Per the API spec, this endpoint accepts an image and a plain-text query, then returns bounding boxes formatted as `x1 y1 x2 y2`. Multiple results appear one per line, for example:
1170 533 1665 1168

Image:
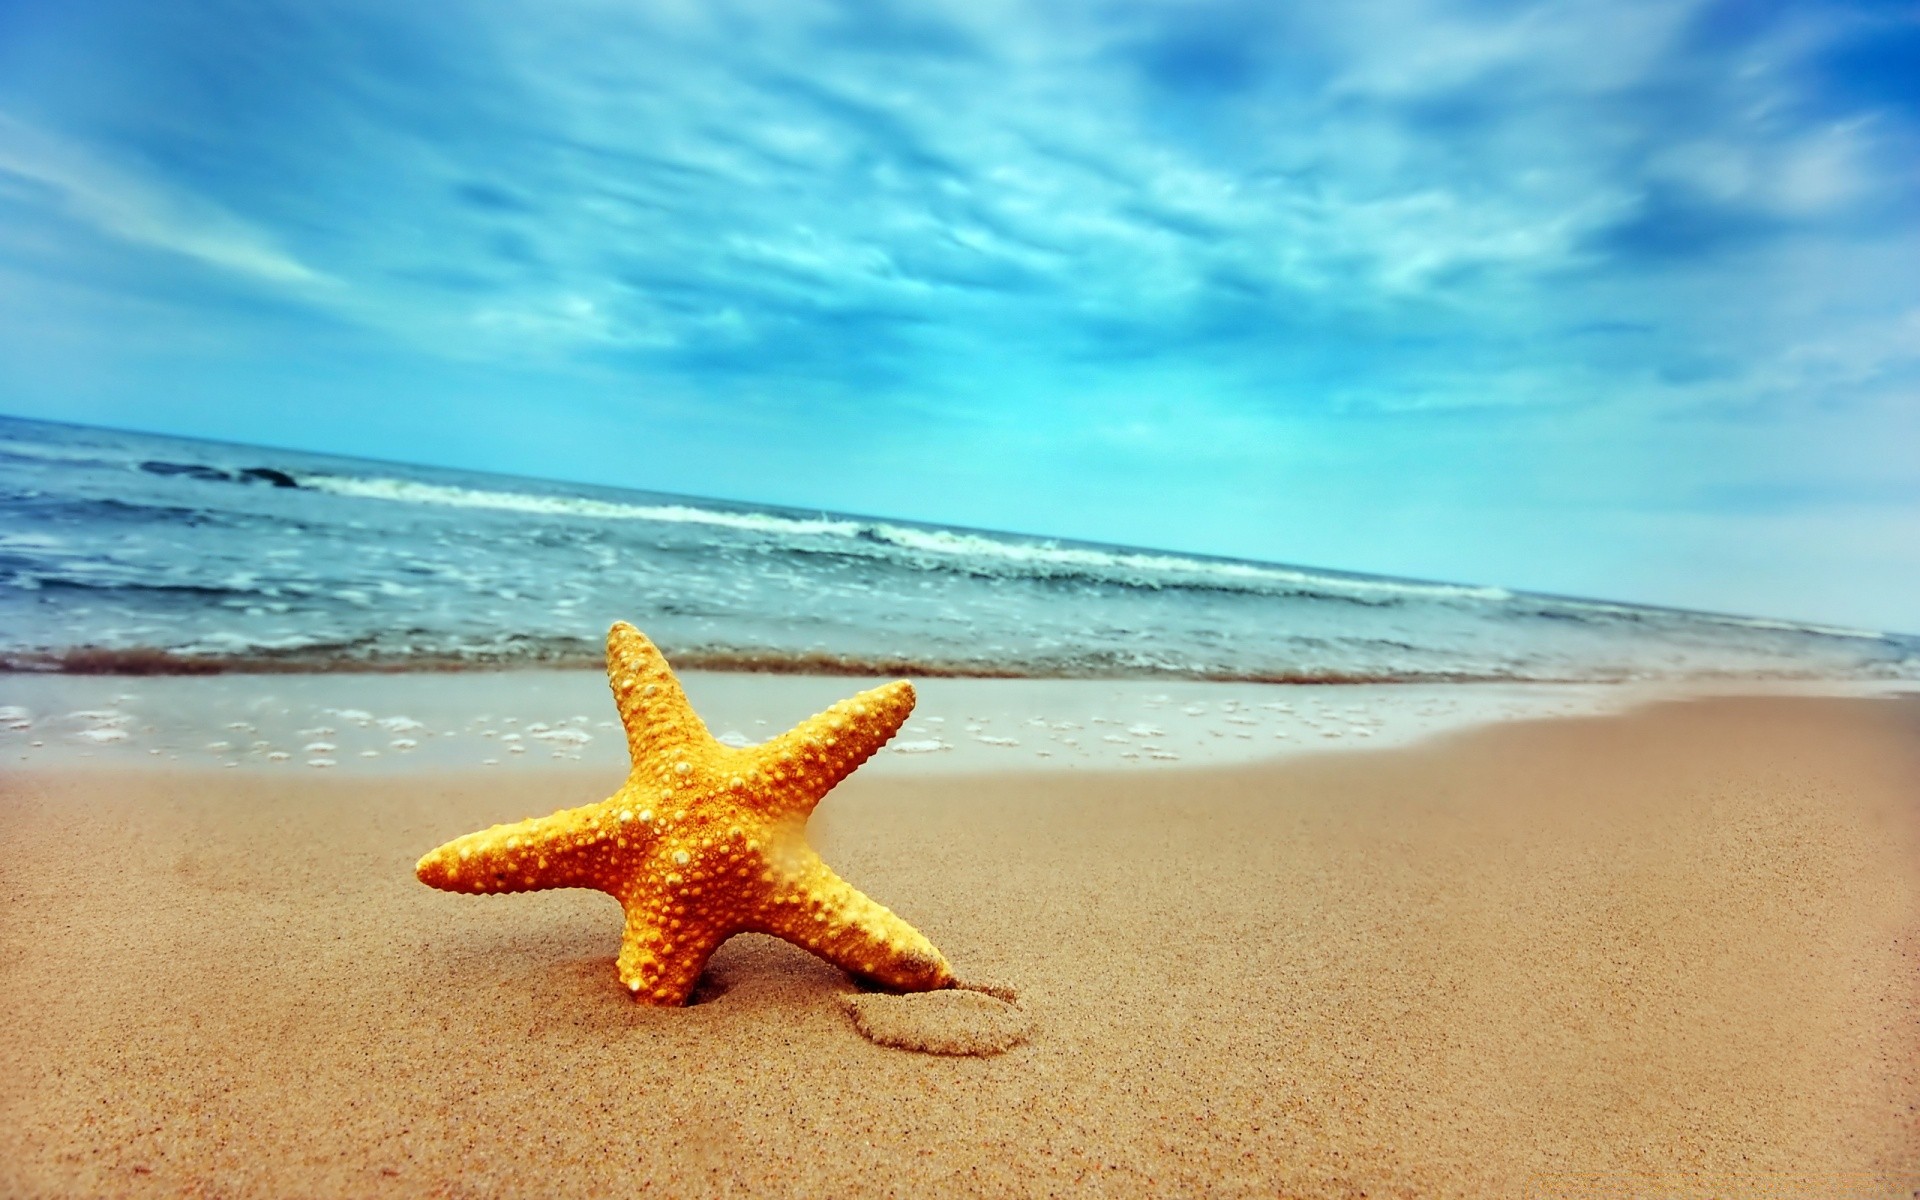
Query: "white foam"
1699 612 1885 640
1532 596 1885 642
869 523 1509 603
891 738 951 754
0 438 120 466
0 531 65 550
294 472 1506 604
300 474 865 538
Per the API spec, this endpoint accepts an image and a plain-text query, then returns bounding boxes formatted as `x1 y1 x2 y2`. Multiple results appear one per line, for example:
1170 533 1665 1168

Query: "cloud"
7 0 1905 410
0 112 327 286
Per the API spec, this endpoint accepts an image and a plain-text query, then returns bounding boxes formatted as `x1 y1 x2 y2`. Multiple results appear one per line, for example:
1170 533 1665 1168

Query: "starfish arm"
748 681 915 819
750 854 954 993
415 801 651 895
616 906 732 1005
606 622 715 765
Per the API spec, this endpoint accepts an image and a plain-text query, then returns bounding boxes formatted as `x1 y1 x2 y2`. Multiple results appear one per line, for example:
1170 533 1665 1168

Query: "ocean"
1 414 1913 684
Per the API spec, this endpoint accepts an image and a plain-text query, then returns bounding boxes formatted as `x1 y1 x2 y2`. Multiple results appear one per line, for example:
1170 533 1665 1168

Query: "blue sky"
1 0 1917 631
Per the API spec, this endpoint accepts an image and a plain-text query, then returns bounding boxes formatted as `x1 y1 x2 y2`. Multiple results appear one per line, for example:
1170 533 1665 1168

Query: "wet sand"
3 692 1917 1197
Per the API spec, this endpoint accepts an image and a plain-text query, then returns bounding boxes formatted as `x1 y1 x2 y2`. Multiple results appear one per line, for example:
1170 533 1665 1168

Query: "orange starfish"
416 622 955 1005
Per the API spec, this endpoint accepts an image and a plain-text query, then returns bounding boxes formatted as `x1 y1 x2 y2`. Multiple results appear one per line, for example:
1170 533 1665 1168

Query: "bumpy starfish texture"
416 622 955 1005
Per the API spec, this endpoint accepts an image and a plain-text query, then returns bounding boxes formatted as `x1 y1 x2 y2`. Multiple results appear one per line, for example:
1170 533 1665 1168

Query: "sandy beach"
3 689 1917 1197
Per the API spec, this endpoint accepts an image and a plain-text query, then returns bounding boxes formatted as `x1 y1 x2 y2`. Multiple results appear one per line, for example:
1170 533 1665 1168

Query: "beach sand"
3 691 1916 1197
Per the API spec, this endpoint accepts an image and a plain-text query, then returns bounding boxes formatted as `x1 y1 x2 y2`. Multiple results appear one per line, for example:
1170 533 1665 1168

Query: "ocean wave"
299 474 868 537
859 523 1511 602
1518 595 1886 642
0 638 1530 684
22 575 260 598
296 471 1512 605
1690 611 1885 641
0 532 68 551
0 437 128 468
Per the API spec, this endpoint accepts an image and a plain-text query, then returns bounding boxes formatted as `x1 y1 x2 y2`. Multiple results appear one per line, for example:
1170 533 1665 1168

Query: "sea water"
2 415 1914 683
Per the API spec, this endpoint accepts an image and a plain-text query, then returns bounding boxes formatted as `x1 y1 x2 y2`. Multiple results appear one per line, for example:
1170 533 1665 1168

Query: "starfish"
416 622 955 1005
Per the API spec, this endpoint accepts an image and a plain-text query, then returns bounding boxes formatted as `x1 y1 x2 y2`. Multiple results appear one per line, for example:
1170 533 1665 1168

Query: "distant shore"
4 690 1916 1197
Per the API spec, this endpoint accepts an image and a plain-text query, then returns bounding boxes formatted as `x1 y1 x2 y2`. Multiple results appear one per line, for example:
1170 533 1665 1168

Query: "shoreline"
4 692 1917 1196
4 668 1913 778
6 644 1615 683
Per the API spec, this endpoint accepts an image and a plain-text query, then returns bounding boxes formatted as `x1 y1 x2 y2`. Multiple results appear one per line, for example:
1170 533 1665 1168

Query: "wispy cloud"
0 113 328 286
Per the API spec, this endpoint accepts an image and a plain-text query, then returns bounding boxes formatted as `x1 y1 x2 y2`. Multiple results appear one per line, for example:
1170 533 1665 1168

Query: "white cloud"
0 112 328 287
1322 0 1704 99
1769 118 1874 215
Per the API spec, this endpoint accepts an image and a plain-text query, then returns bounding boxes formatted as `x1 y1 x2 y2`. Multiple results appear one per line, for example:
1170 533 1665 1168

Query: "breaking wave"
0 640 1537 684
297 471 1511 604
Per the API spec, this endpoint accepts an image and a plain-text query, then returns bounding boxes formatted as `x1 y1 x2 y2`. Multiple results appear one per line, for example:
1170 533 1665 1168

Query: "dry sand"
3 693 1917 1197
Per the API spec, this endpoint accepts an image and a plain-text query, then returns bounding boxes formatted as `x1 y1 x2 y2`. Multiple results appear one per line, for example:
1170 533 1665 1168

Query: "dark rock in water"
138 460 231 483
137 461 299 488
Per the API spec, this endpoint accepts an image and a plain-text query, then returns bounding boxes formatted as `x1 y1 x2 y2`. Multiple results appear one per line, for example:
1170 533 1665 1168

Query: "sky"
0 0 1917 632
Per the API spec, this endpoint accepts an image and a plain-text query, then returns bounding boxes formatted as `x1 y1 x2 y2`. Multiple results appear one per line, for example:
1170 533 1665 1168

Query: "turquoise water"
2 415 1913 682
